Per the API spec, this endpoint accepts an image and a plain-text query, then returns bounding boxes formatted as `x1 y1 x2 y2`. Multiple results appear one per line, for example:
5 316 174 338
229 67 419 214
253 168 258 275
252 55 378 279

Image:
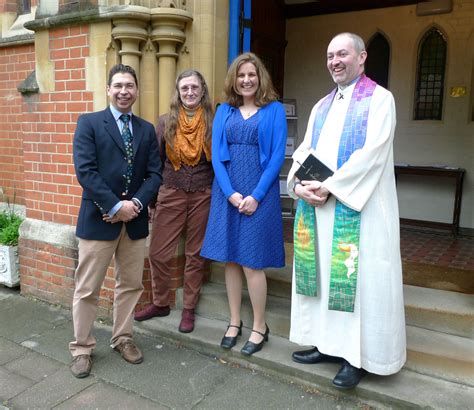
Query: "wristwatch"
131 198 143 211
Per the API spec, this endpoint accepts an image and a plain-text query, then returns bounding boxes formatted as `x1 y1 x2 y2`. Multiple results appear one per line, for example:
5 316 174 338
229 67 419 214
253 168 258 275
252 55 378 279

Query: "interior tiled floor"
283 220 474 271
400 227 474 270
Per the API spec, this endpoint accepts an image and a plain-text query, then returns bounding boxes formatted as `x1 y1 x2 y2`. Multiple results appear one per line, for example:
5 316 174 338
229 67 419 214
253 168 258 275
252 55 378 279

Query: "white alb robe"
287 82 406 375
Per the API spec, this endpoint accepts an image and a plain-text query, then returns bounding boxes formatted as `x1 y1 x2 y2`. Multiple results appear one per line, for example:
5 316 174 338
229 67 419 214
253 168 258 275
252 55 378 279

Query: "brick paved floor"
400 227 474 270
283 219 474 271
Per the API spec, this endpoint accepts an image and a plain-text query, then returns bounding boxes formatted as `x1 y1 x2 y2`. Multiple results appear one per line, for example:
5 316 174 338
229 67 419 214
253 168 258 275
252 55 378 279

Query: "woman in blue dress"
201 52 287 356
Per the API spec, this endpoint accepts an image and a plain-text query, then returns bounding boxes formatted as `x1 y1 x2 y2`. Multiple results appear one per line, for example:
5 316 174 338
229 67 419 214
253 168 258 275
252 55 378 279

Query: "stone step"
208 262 292 299
402 260 474 294
135 311 474 409
404 285 474 338
187 280 292 338
209 264 474 340
177 282 474 386
405 326 474 386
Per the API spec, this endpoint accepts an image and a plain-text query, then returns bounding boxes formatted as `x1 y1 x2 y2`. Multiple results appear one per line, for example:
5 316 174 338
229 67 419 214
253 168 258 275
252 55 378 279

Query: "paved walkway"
0 286 369 409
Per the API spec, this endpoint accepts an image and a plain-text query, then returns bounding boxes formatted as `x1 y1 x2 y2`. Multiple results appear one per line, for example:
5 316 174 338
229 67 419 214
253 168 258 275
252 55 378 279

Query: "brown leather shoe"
134 304 170 321
114 340 143 364
70 354 92 378
178 308 195 333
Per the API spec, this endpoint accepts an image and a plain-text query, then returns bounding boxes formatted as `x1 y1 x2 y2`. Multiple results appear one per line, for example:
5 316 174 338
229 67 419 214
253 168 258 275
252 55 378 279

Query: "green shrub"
0 189 23 246
0 211 23 246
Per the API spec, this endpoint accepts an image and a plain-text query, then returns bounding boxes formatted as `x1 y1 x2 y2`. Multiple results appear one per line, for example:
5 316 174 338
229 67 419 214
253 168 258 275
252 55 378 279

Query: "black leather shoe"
240 324 269 356
292 347 342 365
220 320 243 349
332 360 367 389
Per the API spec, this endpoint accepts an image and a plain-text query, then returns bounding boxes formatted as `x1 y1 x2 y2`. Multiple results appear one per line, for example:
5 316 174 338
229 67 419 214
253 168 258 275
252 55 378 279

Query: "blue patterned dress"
201 109 285 269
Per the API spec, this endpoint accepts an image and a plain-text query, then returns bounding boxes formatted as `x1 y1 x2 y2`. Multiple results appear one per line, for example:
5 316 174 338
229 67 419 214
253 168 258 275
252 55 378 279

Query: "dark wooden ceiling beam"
285 0 425 19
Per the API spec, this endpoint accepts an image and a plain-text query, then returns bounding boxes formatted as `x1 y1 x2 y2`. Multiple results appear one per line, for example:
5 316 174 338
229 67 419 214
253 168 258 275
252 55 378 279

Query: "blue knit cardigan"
211 101 287 202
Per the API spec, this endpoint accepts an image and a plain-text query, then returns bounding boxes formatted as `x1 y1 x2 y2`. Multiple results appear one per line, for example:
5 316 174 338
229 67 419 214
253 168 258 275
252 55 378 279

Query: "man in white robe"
287 32 406 389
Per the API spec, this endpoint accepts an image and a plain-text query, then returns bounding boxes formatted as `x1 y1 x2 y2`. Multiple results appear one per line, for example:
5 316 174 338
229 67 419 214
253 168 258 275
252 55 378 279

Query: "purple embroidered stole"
293 75 377 312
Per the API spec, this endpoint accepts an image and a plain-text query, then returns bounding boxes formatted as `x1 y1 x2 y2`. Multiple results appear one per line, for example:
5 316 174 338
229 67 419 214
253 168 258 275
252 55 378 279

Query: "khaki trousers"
149 186 211 309
69 225 145 357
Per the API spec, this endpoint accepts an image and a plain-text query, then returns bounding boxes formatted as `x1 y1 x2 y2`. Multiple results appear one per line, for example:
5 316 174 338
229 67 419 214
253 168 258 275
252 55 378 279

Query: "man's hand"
295 180 330 207
103 200 139 223
229 192 243 208
239 195 258 216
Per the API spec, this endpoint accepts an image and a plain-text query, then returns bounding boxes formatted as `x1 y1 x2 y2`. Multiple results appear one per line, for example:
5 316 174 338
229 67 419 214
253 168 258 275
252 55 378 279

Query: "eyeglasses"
179 85 201 93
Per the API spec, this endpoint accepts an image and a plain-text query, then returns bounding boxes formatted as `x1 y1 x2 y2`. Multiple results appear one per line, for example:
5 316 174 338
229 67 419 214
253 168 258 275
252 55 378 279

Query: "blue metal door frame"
228 0 251 65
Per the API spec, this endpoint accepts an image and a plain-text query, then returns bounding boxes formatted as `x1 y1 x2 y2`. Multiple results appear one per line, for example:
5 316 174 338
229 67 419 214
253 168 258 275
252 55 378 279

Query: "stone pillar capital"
111 17 149 115
112 18 148 58
150 7 193 58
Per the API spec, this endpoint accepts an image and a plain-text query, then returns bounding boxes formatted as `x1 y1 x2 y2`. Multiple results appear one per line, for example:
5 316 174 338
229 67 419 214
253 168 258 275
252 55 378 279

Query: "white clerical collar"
336 78 358 101
338 75 360 91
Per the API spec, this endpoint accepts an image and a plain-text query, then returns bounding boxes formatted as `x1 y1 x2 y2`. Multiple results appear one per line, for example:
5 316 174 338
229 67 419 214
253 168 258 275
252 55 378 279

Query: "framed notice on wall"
279 177 289 196
285 137 295 156
281 99 297 118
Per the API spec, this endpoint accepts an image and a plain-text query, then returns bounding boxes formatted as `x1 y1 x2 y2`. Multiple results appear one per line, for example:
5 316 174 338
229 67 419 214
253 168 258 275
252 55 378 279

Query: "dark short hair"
107 64 138 87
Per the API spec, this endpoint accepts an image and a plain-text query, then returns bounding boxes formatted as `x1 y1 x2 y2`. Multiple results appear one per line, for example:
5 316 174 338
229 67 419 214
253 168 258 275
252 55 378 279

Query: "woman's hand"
239 195 258 216
295 180 330 207
229 192 243 208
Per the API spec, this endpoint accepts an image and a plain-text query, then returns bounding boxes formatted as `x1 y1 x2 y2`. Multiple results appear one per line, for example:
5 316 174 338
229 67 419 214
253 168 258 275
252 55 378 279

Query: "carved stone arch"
365 31 391 89
414 23 449 46
413 25 448 120
412 23 449 79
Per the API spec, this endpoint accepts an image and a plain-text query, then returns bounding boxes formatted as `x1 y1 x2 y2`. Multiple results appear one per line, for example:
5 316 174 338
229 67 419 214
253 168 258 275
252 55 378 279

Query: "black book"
295 153 334 182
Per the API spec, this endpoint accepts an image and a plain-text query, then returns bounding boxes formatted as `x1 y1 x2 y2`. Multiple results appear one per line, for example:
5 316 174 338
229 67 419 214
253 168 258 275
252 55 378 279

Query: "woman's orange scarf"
166 106 211 171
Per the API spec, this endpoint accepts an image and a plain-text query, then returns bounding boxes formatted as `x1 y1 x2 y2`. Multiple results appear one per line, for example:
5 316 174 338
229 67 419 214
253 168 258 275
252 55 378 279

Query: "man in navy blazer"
69 64 162 378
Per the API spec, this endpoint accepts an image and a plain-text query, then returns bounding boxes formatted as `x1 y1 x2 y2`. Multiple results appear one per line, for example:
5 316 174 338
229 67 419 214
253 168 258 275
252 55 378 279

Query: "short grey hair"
333 32 366 53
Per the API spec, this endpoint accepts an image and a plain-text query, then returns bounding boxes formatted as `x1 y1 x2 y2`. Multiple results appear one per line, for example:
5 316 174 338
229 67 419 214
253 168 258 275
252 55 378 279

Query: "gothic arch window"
365 33 390 89
414 27 447 120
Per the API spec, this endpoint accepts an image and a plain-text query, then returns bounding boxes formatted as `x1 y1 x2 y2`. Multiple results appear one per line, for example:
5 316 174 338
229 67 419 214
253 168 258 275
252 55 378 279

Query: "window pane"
414 28 446 120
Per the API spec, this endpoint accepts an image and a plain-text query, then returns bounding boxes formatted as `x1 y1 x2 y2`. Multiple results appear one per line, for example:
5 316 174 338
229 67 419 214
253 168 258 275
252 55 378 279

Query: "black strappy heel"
220 320 243 349
240 324 269 356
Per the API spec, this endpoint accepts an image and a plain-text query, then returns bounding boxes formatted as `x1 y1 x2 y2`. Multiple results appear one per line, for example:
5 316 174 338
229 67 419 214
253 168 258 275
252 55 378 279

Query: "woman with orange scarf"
134 70 213 333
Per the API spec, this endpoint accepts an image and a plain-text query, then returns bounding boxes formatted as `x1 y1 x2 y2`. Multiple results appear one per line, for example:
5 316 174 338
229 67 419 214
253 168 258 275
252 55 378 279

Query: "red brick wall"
0 0 38 13
22 25 92 226
136 254 184 311
20 237 77 307
20 234 184 314
7 23 186 314
0 43 34 205
19 24 94 305
1 0 18 13
58 0 99 13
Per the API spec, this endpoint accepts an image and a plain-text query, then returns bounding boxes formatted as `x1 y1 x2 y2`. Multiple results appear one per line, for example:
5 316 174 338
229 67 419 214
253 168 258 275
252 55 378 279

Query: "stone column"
139 39 159 124
112 18 148 115
151 8 193 115
190 0 216 98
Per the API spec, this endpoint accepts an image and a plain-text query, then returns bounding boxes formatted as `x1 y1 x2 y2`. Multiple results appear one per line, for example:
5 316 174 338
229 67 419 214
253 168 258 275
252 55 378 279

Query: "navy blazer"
73 107 162 240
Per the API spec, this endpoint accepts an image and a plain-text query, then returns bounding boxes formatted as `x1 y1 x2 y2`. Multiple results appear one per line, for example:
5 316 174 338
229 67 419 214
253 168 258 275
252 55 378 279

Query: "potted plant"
0 192 23 287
